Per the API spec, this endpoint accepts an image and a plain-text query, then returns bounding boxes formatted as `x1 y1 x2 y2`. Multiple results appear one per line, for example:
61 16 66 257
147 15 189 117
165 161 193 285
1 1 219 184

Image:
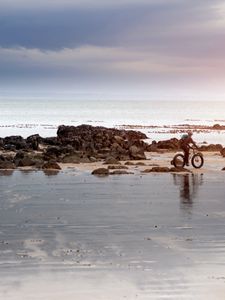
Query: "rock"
62 154 81 164
40 137 59 146
42 161 61 170
113 135 125 145
91 168 109 176
212 124 223 130
135 162 146 166
220 148 225 157
129 145 146 160
14 150 26 160
89 156 98 162
26 134 40 150
79 157 91 163
199 144 223 151
222 167 225 171
108 165 128 170
143 167 170 173
124 161 135 165
44 146 62 160
3 144 17 151
0 138 3 149
4 136 28 150
57 124 148 160
16 157 36 167
103 157 121 165
0 161 16 169
109 170 134 175
0 155 6 161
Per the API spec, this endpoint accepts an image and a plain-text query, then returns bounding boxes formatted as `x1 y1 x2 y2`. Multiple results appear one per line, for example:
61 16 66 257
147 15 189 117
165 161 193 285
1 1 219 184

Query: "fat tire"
173 154 185 168
191 153 204 169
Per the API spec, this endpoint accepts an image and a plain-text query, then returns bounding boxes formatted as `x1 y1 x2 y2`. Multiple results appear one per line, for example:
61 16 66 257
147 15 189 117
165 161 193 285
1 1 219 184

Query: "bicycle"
171 148 204 169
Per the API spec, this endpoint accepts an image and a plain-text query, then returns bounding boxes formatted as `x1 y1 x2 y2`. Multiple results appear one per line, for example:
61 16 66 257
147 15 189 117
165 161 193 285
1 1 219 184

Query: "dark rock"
0 161 16 169
91 168 109 176
44 146 62 160
108 165 128 170
199 144 223 152
124 161 135 165
212 124 223 130
220 148 225 157
129 145 146 159
135 162 146 166
3 144 17 151
40 137 59 146
103 157 121 165
89 156 98 162
17 157 36 167
113 135 125 145
26 134 40 150
62 154 80 164
0 155 6 161
4 136 27 150
57 124 148 160
79 157 91 163
14 150 25 160
147 138 180 151
42 161 61 170
143 167 170 173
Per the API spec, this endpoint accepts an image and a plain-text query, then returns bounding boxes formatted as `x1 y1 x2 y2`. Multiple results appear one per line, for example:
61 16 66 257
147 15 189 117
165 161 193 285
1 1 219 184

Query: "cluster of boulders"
146 138 224 153
56 124 148 161
0 124 149 169
0 124 225 170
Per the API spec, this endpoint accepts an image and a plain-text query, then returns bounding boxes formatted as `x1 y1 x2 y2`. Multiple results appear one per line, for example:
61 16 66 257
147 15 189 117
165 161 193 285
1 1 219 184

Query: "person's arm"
191 138 198 149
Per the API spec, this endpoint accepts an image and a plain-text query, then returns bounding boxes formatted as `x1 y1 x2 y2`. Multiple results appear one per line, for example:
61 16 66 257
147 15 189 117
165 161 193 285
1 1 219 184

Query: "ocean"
0 98 225 145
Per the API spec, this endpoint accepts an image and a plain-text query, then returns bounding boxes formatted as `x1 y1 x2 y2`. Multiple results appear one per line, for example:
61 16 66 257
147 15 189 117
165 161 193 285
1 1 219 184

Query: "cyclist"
180 131 198 166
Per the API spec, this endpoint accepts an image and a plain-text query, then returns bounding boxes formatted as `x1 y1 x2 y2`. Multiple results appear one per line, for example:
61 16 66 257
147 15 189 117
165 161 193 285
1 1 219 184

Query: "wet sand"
57 151 225 174
0 170 225 299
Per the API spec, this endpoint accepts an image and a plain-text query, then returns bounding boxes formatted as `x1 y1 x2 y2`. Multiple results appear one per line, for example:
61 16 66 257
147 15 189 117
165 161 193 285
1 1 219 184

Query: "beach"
0 169 225 299
0 102 225 299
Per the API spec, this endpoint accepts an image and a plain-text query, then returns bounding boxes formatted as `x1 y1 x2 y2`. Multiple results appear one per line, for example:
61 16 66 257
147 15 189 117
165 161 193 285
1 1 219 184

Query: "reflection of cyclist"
180 131 198 166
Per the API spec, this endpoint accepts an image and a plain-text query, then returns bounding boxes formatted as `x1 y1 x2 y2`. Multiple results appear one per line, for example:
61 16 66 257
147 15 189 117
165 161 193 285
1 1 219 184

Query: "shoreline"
0 124 224 175
1 150 224 175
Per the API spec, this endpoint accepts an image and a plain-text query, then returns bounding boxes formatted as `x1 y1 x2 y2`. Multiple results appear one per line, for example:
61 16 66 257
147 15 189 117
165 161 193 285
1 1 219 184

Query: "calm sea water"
0 99 225 144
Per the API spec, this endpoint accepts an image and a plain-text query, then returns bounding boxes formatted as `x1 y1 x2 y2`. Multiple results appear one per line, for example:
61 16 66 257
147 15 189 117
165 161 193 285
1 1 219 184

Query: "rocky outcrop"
0 155 16 169
198 144 223 152
42 161 61 170
57 124 148 160
3 136 26 151
142 166 190 173
92 168 109 176
147 138 180 151
220 148 225 157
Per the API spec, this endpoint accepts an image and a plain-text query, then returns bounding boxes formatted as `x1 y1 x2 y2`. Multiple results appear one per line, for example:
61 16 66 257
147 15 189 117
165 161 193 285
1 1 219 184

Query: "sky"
1 0 225 100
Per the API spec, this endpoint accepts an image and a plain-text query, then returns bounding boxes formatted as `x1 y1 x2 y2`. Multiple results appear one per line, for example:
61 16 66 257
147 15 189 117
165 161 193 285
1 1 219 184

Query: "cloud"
0 0 178 10
1 0 225 96
1 45 224 80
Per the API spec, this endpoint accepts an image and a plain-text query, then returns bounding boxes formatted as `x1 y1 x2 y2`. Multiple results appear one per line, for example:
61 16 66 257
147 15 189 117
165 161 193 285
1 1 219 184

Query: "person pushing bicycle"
180 131 198 166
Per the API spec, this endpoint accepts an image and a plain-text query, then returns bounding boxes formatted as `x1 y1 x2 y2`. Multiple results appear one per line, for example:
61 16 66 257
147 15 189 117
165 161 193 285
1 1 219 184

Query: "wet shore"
0 170 225 299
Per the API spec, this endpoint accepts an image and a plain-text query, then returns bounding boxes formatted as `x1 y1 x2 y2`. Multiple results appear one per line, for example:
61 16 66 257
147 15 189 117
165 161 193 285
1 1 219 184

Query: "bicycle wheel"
191 153 204 169
172 154 185 168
